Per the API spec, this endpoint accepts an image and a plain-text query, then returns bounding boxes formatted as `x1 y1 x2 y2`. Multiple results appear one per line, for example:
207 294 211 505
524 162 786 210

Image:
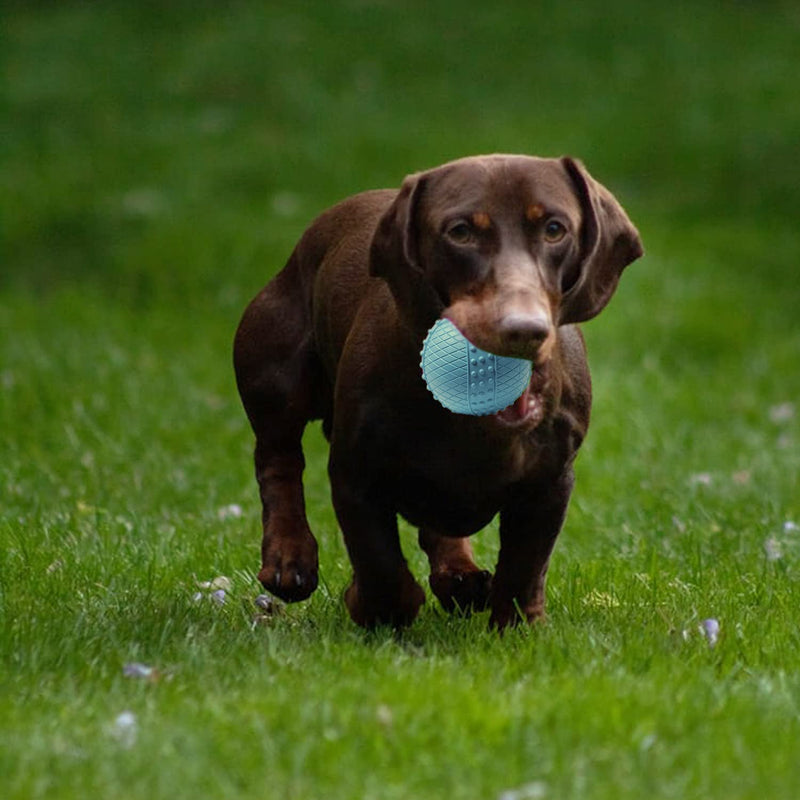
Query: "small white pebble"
197 575 231 591
196 106 233 135
498 781 548 800
700 618 720 647
121 188 168 218
271 191 301 218
115 710 137 727
769 402 795 424
211 589 226 605
764 537 783 562
111 711 138 748
376 704 393 727
689 472 713 487
217 503 243 521
254 594 274 612
123 662 155 680
639 733 657 752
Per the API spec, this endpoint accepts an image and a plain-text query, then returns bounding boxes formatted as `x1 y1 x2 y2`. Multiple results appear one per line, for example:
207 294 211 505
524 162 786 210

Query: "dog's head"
370 155 643 365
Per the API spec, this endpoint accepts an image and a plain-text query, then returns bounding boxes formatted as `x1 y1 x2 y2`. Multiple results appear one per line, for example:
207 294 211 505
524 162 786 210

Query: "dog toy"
420 318 532 415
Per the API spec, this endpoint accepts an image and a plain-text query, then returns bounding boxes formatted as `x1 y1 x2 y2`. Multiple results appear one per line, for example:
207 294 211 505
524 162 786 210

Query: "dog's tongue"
496 386 531 423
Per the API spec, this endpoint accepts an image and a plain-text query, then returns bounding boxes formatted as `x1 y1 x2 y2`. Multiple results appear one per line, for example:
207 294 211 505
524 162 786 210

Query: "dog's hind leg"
234 260 329 602
419 530 492 613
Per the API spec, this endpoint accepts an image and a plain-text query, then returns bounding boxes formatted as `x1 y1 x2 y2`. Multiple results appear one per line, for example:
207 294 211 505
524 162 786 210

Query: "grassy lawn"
2 1 800 798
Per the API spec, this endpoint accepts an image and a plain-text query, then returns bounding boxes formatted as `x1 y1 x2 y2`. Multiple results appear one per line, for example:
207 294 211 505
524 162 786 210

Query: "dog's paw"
429 568 492 614
344 572 426 629
488 597 546 631
258 531 319 603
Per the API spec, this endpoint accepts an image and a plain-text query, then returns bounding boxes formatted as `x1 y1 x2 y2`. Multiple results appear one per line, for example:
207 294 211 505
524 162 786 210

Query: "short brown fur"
234 154 642 629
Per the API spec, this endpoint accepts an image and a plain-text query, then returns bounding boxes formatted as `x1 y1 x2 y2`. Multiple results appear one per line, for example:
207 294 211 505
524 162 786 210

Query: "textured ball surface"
420 318 532 415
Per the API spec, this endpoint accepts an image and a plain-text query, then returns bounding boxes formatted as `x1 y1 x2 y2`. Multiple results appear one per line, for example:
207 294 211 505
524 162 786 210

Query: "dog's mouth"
493 381 543 427
432 314 550 428
493 364 548 428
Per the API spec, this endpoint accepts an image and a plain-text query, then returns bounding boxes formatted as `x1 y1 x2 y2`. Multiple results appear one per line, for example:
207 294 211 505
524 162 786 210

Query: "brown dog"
234 155 642 629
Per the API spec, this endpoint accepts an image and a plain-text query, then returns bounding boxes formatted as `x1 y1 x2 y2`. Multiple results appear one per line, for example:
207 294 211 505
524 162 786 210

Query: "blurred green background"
5 0 799 300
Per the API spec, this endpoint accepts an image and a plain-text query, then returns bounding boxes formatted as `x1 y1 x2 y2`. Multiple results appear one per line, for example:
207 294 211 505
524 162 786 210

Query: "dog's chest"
391 467 504 536
383 422 548 534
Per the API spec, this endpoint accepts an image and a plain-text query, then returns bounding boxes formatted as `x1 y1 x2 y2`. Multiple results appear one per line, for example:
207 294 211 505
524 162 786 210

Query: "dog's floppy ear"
370 172 443 328
559 157 643 324
369 172 427 280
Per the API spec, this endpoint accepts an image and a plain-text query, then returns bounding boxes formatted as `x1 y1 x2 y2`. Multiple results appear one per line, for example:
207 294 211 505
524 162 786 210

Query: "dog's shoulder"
306 189 398 238
292 189 397 273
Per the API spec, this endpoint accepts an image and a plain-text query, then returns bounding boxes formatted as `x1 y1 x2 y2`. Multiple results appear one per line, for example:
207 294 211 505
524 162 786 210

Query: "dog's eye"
543 220 567 243
445 221 476 245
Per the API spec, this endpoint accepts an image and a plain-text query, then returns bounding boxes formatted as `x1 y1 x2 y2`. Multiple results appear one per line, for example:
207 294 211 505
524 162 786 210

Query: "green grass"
2 1 800 798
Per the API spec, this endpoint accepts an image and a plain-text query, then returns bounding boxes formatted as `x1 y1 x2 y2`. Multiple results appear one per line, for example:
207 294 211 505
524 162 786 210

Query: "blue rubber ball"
420 318 532 416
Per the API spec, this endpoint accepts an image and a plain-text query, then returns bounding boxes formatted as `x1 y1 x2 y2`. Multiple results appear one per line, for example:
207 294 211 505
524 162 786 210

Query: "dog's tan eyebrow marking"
471 211 492 230
526 203 546 221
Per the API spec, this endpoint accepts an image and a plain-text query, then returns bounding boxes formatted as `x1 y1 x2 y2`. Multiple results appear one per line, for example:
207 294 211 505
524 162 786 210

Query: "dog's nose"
499 312 551 344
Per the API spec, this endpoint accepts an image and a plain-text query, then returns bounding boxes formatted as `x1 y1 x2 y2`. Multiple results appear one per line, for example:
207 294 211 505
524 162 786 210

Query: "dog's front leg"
252 438 319 602
489 467 575 629
329 456 425 629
